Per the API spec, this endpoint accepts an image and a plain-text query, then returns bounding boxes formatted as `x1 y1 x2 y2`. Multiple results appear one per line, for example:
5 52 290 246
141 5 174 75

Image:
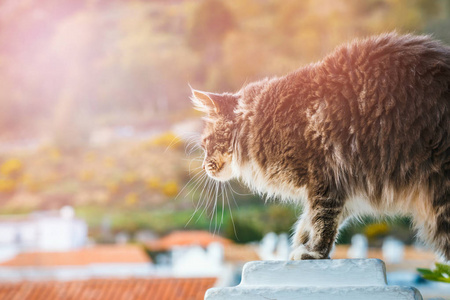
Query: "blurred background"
0 0 449 299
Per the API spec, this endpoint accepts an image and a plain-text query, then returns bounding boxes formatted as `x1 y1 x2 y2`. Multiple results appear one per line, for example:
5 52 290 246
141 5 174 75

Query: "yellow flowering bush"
125 193 138 206
162 181 179 197
147 177 161 189
0 130 193 209
47 147 61 161
105 181 119 194
364 222 390 239
0 178 16 193
149 132 182 149
1 158 23 177
84 152 96 162
22 177 41 192
122 172 138 184
79 170 94 182
103 157 116 168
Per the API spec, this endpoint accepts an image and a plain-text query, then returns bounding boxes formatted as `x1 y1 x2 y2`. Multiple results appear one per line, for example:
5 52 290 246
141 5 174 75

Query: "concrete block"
205 259 423 300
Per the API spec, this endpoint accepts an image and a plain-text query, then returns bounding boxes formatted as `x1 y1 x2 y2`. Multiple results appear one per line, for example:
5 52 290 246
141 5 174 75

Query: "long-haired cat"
191 33 450 260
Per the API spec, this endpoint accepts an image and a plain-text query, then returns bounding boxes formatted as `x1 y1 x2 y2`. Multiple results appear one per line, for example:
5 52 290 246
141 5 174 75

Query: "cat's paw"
289 245 323 260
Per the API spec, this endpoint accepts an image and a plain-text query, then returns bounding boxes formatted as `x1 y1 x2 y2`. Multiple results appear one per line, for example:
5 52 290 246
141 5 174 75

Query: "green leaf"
436 263 450 276
417 268 434 276
422 274 438 281
417 263 450 284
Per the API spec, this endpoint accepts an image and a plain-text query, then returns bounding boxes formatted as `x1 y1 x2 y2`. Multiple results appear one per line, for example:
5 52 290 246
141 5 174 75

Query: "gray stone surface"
241 259 387 287
204 259 423 300
206 286 422 300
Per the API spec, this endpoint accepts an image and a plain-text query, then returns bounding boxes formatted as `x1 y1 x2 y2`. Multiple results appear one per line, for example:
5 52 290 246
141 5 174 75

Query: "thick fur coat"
192 33 450 260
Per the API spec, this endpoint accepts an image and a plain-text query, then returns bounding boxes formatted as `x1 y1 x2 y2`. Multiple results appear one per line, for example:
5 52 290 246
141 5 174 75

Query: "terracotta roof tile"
0 245 151 267
223 244 260 262
147 230 232 251
0 278 215 300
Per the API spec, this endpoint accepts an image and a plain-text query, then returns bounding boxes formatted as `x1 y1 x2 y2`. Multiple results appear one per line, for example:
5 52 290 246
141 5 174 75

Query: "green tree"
265 205 298 234
224 215 263 244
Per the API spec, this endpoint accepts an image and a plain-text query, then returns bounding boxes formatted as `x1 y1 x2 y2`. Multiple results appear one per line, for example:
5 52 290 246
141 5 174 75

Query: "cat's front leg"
290 213 319 260
291 209 311 249
290 191 345 260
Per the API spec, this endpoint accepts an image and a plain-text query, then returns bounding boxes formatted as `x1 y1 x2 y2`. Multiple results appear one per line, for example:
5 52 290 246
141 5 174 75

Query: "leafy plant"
418 263 450 283
224 215 263 244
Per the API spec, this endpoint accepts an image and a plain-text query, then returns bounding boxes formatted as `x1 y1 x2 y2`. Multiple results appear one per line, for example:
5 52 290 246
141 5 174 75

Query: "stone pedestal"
205 259 423 300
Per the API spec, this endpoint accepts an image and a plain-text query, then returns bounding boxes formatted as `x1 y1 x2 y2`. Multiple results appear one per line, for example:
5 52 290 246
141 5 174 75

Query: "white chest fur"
233 160 308 204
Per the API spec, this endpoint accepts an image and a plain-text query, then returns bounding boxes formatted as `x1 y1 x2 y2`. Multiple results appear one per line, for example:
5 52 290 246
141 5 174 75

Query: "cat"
191 32 450 260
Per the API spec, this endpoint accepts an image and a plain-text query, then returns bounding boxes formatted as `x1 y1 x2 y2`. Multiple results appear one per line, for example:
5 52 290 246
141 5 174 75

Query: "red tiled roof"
223 244 260 262
0 245 151 267
147 230 232 251
0 277 216 300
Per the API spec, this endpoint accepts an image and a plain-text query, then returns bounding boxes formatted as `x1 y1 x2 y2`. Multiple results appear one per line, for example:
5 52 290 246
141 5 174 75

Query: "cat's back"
312 33 450 132
318 33 450 106
306 33 450 186
234 34 450 259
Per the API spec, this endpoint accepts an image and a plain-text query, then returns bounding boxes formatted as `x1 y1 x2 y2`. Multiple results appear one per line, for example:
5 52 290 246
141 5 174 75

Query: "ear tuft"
190 87 218 114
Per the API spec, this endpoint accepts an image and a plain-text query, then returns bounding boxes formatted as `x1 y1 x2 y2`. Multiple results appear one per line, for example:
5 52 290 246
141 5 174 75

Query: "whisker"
210 181 219 234
181 158 203 162
184 175 208 224
185 174 208 227
226 182 241 210
194 184 209 223
186 142 201 156
214 181 222 235
183 134 201 155
188 164 203 176
163 133 184 153
184 172 207 201
207 181 217 232
197 177 215 223
227 181 252 196
174 170 205 201
187 153 204 175
218 183 225 234
213 181 221 235
207 181 216 219
224 182 239 241
221 183 225 225
194 175 212 220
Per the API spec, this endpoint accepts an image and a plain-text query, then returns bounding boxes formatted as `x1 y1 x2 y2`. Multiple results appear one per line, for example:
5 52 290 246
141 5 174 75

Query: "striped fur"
192 33 450 260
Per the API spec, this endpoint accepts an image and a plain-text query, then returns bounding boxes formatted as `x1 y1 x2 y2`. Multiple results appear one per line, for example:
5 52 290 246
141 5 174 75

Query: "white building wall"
0 263 155 282
37 218 87 251
0 208 88 252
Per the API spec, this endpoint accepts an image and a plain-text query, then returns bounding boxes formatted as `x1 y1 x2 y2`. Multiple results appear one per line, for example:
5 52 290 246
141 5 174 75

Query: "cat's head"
191 88 239 182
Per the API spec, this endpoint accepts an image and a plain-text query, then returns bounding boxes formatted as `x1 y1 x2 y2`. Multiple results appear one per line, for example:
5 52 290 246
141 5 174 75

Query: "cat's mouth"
204 161 233 182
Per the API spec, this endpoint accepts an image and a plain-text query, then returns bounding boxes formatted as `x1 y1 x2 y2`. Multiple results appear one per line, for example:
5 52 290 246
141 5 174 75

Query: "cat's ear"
190 86 238 116
190 88 221 115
